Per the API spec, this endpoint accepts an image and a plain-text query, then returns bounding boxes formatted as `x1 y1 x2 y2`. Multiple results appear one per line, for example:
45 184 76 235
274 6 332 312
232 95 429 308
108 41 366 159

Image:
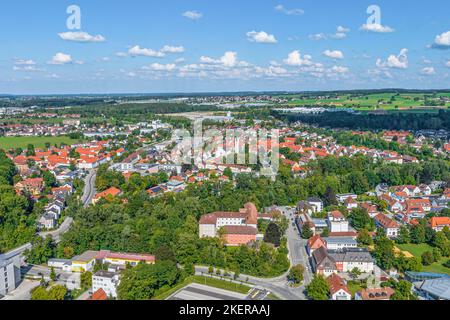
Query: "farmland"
284 92 450 111
0 136 83 149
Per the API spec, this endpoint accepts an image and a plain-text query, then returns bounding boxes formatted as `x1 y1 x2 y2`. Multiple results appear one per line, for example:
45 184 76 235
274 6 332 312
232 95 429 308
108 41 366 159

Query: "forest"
276 109 450 131
0 150 37 253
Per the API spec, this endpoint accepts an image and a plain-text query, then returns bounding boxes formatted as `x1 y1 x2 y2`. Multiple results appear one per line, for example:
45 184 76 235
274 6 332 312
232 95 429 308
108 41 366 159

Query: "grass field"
153 275 252 300
0 136 83 149
285 92 450 111
397 243 450 275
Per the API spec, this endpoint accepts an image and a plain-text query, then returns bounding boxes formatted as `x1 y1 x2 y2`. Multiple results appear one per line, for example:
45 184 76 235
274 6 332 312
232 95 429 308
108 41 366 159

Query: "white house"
92 271 120 299
327 211 349 233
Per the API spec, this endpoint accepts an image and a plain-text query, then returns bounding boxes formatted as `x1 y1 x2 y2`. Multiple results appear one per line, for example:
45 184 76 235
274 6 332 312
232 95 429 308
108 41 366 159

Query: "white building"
327 211 349 233
0 244 29 296
92 271 120 299
307 197 323 213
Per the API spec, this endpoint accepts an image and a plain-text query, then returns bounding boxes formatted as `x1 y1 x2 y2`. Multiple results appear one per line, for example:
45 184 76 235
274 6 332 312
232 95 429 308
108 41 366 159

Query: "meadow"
0 136 83 149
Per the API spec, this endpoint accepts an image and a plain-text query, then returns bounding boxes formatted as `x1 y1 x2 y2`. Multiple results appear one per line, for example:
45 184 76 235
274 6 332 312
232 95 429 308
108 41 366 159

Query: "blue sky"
1 0 449 94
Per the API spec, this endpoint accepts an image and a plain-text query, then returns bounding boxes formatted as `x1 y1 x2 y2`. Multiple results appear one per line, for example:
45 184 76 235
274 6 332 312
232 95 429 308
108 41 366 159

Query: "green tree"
288 264 305 285
264 222 282 247
117 261 180 300
301 224 313 239
421 251 435 266
349 208 374 231
50 267 57 282
81 271 92 290
306 275 330 300
410 224 426 244
397 226 410 244
357 228 374 246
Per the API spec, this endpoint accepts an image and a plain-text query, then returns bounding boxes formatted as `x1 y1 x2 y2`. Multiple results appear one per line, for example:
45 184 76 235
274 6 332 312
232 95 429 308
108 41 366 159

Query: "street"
81 169 97 207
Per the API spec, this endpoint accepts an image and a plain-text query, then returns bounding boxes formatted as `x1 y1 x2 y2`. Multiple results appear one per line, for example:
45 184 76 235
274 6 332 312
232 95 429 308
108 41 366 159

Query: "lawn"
0 136 83 149
347 281 365 298
397 243 450 275
152 275 252 300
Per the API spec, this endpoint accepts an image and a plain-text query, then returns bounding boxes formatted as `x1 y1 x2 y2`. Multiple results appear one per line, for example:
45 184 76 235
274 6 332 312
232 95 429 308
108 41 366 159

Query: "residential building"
374 213 400 238
327 274 352 300
306 235 326 257
355 287 395 300
327 211 349 233
307 197 323 213
199 203 265 246
429 217 450 232
92 187 122 204
324 237 358 251
92 271 120 299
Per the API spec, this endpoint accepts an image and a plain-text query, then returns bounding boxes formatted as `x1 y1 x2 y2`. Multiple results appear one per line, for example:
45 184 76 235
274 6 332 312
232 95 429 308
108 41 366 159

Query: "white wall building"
92 271 120 299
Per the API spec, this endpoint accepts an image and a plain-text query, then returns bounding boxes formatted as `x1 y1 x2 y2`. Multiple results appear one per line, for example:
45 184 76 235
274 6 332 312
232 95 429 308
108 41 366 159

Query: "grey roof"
420 278 450 300
94 270 117 279
329 248 373 263
307 197 322 203
324 237 357 245
311 218 328 227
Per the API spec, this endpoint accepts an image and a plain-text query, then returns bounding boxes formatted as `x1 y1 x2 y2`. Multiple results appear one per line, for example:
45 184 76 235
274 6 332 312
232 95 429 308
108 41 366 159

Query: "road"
38 217 74 243
81 169 97 207
278 206 313 285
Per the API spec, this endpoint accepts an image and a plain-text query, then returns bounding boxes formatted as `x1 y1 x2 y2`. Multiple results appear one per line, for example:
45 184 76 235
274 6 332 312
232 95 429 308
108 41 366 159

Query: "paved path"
81 170 97 207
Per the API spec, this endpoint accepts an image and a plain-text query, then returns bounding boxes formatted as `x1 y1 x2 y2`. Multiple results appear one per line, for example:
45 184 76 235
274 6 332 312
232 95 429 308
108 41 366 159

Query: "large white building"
92 271 120 299
327 211 349 233
0 244 30 296
199 203 260 238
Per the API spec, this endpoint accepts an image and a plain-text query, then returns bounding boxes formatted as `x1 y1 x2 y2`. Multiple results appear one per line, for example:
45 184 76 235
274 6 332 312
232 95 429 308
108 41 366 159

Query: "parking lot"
167 283 249 300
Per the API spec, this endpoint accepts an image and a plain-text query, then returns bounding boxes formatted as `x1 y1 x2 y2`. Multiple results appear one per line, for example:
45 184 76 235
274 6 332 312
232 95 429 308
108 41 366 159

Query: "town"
0 97 449 301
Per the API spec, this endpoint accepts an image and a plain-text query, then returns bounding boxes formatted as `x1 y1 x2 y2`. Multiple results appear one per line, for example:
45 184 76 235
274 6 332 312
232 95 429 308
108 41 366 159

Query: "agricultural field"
0 136 83 149
284 92 450 111
397 243 450 275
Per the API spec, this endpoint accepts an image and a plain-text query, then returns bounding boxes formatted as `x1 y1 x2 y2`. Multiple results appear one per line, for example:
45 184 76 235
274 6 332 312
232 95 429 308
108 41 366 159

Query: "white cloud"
200 51 239 67
58 31 106 42
143 63 176 72
220 51 238 67
283 50 313 66
128 45 165 58
360 23 394 33
182 10 203 20
310 26 350 41
274 5 304 16
47 53 73 65
13 65 43 72
337 26 350 33
330 65 349 73
160 45 185 53
331 26 350 39
446 61 450 68
432 31 450 48
14 59 36 66
376 49 408 69
308 33 327 41
116 52 128 58
421 67 436 75
323 50 344 59
246 31 277 43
